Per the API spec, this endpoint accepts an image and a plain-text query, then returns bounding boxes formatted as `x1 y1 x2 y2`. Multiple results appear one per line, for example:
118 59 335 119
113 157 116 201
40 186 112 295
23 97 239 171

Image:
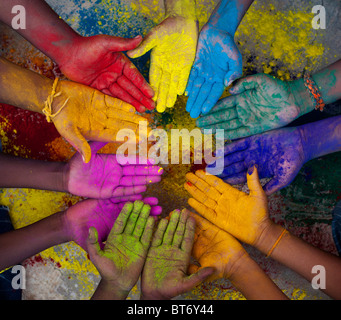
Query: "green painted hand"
87 200 155 298
141 209 213 300
197 73 302 139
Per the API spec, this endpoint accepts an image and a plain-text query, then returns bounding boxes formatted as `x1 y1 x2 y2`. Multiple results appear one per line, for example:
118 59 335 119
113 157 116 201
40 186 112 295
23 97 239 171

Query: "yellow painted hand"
46 79 147 163
127 15 198 112
189 211 248 282
185 166 271 247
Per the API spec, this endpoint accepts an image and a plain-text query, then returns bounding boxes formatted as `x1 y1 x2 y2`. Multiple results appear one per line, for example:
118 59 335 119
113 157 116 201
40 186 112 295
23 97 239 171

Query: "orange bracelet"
266 229 288 258
303 73 325 112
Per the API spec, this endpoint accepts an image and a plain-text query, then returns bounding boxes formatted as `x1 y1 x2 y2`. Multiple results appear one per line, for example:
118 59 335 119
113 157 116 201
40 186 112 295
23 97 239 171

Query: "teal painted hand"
87 201 155 295
197 74 302 139
141 209 213 300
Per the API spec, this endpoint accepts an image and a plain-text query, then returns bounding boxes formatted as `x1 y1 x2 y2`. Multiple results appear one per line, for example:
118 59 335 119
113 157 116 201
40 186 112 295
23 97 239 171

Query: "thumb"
87 227 103 260
183 267 215 291
229 75 259 95
104 35 143 52
246 165 265 197
224 70 242 88
62 126 92 163
127 30 158 58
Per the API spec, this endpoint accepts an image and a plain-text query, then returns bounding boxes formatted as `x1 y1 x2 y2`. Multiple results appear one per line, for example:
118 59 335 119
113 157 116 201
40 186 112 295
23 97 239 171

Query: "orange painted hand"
45 79 146 163
185 166 271 247
127 13 198 112
189 211 248 282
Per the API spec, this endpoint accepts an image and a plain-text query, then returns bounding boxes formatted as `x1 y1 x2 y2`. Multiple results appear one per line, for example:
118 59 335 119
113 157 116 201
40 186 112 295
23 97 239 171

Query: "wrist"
165 0 197 19
287 78 315 116
92 279 130 300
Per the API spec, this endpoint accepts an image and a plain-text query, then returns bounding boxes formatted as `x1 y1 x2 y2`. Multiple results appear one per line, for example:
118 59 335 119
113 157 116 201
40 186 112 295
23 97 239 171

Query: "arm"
0 0 155 112
207 0 254 35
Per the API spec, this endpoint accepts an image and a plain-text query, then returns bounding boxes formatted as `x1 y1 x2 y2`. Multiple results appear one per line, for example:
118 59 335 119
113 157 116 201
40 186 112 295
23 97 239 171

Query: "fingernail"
247 164 258 175
186 181 193 187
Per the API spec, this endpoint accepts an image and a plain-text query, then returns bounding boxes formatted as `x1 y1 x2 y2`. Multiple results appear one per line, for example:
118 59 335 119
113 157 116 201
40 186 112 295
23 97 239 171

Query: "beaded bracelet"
303 73 325 112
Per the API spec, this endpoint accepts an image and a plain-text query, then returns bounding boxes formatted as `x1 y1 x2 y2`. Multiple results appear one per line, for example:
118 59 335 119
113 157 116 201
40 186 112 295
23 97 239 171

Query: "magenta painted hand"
64 141 164 199
57 35 155 113
64 197 162 250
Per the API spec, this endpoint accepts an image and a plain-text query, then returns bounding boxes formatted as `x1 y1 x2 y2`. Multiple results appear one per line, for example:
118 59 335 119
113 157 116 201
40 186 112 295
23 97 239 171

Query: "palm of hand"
67 152 123 199
191 218 246 280
100 233 147 292
142 245 189 299
235 76 300 133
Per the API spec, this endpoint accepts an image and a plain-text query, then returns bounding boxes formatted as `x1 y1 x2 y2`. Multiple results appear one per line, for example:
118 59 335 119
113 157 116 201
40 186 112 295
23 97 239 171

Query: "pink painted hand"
64 141 164 199
57 35 155 113
64 197 162 251
141 209 214 300
185 166 271 248
87 201 156 299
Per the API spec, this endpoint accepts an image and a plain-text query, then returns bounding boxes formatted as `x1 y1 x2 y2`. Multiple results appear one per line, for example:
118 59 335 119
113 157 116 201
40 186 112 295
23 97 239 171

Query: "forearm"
0 0 80 64
0 153 66 191
0 57 53 113
91 279 129 300
207 0 254 35
164 0 196 19
299 115 341 161
0 211 68 270
290 59 341 115
256 223 341 299
228 254 288 300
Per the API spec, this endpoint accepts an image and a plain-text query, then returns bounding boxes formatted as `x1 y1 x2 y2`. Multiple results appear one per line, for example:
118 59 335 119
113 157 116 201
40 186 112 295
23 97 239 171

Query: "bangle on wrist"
266 229 288 258
303 73 326 112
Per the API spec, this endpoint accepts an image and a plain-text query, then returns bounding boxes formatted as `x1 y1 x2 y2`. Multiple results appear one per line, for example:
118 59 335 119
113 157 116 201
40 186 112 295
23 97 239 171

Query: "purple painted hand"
207 127 306 195
64 141 163 199
64 197 162 250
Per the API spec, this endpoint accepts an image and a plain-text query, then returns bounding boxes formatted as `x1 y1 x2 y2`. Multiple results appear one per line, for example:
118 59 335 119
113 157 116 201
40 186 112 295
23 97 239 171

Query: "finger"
140 197 158 206
140 216 155 247
119 175 162 186
184 182 217 209
201 82 225 115
203 119 243 132
112 202 134 234
151 218 168 247
61 125 91 163
224 139 249 155
224 69 242 88
117 75 155 111
112 185 147 197
107 82 144 113
162 209 181 245
220 161 247 177
229 75 259 95
195 169 240 197
263 176 283 196
183 267 215 291
87 227 103 260
196 108 238 128
172 209 190 247
149 62 162 102
126 31 158 58
189 80 211 119
222 172 247 185
186 76 204 115
180 216 196 252
166 72 180 109
177 67 191 95
246 165 266 197
156 70 171 113
188 198 215 222
210 95 237 113
110 194 143 203
223 152 246 167
225 127 254 140
150 206 162 216
123 200 145 234
191 81 213 115
184 67 198 97
133 203 152 239
122 165 164 176
185 172 221 201
104 35 143 52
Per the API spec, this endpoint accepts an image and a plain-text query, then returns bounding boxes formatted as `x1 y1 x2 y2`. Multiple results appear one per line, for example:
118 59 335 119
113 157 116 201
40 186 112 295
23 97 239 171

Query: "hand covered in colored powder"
127 15 198 113
65 141 163 199
209 127 306 194
86 201 156 297
196 74 301 139
47 79 147 163
57 35 155 112
64 198 162 251
185 24 242 118
189 211 248 282
185 167 270 247
141 209 213 300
